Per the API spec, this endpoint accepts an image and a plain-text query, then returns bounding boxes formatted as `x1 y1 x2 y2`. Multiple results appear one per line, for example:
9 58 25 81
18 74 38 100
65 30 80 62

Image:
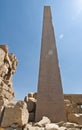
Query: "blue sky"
0 0 82 100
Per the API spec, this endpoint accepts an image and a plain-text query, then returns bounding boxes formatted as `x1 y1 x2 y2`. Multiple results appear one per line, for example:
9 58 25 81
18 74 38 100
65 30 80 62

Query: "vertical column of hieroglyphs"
35 6 66 122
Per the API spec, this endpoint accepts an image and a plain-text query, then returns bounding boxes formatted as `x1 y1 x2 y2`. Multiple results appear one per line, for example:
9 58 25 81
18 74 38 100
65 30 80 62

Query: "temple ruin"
0 6 82 130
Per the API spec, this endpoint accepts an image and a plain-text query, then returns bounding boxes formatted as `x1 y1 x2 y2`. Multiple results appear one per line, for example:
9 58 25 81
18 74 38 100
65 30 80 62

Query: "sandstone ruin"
0 6 82 130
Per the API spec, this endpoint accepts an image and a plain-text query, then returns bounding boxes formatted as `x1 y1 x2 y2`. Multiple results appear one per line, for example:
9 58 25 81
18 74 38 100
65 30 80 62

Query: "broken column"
35 6 66 122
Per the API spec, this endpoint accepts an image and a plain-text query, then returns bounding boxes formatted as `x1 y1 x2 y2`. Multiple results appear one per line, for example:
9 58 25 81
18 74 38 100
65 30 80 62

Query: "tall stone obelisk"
35 6 66 122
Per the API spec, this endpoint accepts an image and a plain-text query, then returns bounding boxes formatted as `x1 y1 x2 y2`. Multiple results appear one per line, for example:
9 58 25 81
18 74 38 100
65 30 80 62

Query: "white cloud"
59 34 64 40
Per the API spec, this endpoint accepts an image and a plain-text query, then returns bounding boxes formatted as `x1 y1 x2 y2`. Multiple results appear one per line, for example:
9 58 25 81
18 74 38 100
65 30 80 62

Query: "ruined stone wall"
0 45 29 130
64 94 82 105
0 45 18 100
64 94 82 124
0 45 18 124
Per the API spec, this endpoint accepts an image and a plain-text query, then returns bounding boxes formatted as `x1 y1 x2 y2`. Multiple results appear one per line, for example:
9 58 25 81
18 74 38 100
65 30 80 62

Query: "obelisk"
35 6 66 122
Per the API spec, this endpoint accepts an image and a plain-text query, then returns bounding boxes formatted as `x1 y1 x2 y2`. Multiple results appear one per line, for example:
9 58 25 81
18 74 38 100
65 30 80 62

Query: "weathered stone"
67 128 80 130
29 112 35 122
56 121 65 127
5 127 22 130
23 124 44 130
26 98 36 112
0 86 14 100
1 101 29 127
35 6 66 122
0 45 18 101
26 126 44 130
29 127 42 130
45 123 59 130
68 113 82 125
0 45 8 53
35 117 51 127
5 127 14 130
8 53 18 74
0 126 5 130
64 94 82 105
58 126 67 130
24 95 28 103
63 122 78 128
64 99 71 105
0 98 9 123
11 123 19 128
33 92 37 99
0 106 4 123
16 128 22 130
28 93 34 98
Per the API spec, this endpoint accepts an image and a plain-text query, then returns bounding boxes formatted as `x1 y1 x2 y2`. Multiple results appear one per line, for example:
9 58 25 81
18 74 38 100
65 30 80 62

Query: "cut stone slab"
35 6 66 122
1 101 29 127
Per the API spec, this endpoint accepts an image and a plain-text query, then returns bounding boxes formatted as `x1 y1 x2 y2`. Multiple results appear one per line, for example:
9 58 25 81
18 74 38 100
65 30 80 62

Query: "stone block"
29 112 35 122
68 114 82 125
58 126 67 130
63 122 79 128
33 92 37 99
26 98 36 112
45 123 59 130
28 93 34 98
67 128 80 130
35 116 51 127
1 101 29 127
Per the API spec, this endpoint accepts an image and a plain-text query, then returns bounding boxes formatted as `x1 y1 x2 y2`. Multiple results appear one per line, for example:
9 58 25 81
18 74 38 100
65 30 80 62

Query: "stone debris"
56 121 65 127
63 122 79 128
58 126 67 130
35 116 51 127
45 123 59 130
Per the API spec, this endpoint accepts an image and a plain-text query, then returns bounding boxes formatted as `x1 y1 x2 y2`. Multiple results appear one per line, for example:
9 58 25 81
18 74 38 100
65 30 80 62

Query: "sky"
0 0 82 100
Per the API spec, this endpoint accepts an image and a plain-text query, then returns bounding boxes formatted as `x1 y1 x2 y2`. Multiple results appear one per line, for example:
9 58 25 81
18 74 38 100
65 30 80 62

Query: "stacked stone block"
24 92 37 122
64 94 82 125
